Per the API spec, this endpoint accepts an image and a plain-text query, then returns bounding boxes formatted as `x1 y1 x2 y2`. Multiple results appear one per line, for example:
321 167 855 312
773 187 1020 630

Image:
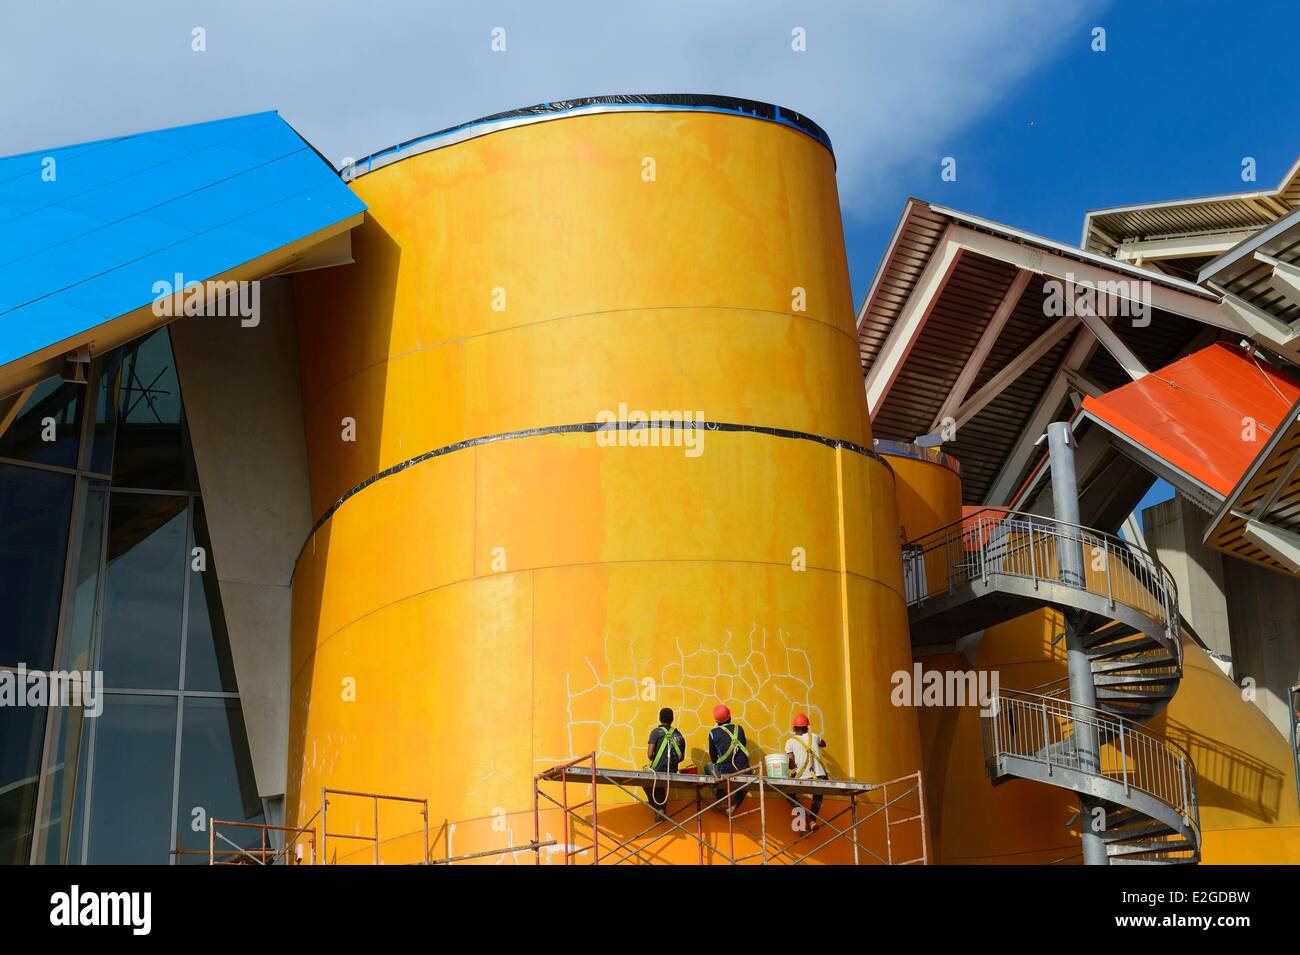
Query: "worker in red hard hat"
705 703 750 814
785 711 830 828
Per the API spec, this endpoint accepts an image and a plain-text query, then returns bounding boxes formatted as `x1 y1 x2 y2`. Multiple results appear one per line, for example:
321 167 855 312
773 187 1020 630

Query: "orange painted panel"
1081 342 1300 496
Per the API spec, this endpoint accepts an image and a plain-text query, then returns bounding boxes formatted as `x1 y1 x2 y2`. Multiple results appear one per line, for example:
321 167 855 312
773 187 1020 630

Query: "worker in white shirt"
785 712 829 827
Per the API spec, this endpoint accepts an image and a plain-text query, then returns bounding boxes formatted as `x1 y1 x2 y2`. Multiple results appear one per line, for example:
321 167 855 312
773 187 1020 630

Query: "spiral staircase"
903 508 1200 864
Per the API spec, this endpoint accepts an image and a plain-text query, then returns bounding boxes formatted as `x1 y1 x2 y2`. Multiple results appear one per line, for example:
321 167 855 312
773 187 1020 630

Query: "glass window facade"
83 695 178 865
0 465 73 670
0 327 264 864
0 705 46 864
0 377 83 469
100 493 188 690
177 698 262 862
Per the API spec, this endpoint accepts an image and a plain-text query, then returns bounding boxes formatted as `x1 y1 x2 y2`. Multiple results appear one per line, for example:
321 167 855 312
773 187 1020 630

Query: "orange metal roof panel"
1080 343 1300 497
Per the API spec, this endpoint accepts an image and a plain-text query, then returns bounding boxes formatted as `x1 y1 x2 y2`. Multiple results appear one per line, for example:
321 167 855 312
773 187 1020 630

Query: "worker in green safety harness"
705 703 750 815
643 707 685 813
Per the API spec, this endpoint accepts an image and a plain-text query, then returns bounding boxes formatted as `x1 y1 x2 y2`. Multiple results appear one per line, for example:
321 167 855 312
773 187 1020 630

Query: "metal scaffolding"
320 787 429 865
532 753 928 865
207 819 317 865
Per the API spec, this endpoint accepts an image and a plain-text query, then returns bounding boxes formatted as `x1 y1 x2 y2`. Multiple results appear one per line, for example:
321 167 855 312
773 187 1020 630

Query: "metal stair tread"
1089 654 1176 674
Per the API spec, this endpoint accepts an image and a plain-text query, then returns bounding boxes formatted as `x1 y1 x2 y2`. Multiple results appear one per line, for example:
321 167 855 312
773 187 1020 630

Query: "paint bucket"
764 754 788 778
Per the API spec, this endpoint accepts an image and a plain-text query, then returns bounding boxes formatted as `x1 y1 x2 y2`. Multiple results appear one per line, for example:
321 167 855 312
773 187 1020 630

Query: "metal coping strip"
873 437 961 476
343 94 833 180
299 419 888 556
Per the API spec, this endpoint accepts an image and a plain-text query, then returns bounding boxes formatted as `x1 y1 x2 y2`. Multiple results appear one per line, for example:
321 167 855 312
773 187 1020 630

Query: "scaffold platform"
533 753 928 866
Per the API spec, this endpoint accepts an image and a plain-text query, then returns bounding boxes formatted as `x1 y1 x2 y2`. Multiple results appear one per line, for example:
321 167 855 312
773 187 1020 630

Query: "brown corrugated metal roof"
869 262 1081 503
857 201 1229 505
856 199 948 375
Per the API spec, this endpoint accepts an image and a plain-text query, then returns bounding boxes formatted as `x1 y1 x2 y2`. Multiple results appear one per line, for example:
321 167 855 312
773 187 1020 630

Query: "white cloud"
1 0 1104 215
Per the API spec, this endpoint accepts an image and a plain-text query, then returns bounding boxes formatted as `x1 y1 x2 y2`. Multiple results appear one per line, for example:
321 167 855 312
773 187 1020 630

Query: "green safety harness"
715 723 749 765
652 726 683 768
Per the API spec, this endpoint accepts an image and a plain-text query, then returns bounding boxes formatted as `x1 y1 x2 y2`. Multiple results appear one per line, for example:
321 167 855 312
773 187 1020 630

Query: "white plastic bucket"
764 753 788 778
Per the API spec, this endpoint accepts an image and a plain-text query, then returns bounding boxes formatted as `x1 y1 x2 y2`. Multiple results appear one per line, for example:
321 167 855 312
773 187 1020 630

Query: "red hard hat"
793 712 810 728
713 704 731 723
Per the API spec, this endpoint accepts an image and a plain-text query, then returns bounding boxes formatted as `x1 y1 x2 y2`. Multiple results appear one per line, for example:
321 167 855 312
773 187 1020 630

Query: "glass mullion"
28 476 90 864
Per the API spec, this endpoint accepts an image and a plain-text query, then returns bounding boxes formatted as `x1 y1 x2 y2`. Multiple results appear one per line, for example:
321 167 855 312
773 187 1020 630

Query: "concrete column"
1143 494 1232 659
170 277 313 798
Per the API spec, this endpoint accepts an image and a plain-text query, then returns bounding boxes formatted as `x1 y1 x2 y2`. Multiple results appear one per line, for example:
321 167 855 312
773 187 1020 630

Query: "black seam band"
303 420 890 549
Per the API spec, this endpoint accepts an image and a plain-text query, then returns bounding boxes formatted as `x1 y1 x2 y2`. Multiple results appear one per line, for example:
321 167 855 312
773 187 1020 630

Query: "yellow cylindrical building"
287 98 921 863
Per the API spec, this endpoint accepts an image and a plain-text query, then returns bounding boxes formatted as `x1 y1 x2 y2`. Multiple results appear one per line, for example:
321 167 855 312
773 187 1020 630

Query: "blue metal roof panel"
0 110 364 369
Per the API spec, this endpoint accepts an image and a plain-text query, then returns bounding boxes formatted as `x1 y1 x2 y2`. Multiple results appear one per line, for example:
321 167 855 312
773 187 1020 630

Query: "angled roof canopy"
1197 204 1300 365
0 111 365 394
856 199 1229 505
1205 398 1300 576
1082 157 1300 281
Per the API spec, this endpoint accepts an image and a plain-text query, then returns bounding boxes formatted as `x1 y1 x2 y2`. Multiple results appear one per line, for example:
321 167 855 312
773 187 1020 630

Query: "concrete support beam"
951 316 1079 430
1114 231 1257 263
1075 305 1149 381
984 326 1098 505
1217 290 1300 354
1063 366 1106 401
1221 554 1300 740
169 277 313 798
1242 519 1300 575
1144 495 1233 659
1256 252 1300 312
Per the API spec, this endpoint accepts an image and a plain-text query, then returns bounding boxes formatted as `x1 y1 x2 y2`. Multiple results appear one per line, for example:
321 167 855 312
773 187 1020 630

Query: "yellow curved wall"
288 109 921 864
884 453 962 543
920 608 1300 863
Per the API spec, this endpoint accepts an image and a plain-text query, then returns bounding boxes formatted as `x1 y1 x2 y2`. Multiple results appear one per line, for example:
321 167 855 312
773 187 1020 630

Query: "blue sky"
4 0 1297 307
847 0 1300 299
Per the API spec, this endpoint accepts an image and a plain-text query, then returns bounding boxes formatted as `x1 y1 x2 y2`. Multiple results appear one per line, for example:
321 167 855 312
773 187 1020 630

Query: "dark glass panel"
0 375 82 468
100 493 187 689
177 698 264 862
0 464 74 670
0 703 45 864
109 329 191 491
88 351 121 475
84 694 177 864
185 501 237 692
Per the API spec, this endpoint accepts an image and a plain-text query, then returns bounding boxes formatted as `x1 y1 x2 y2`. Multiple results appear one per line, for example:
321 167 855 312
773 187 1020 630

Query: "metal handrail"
902 508 1181 659
982 687 1200 840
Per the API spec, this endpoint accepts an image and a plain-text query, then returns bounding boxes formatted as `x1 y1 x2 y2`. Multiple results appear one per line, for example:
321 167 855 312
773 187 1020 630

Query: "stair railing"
982 687 1199 834
903 508 1180 660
